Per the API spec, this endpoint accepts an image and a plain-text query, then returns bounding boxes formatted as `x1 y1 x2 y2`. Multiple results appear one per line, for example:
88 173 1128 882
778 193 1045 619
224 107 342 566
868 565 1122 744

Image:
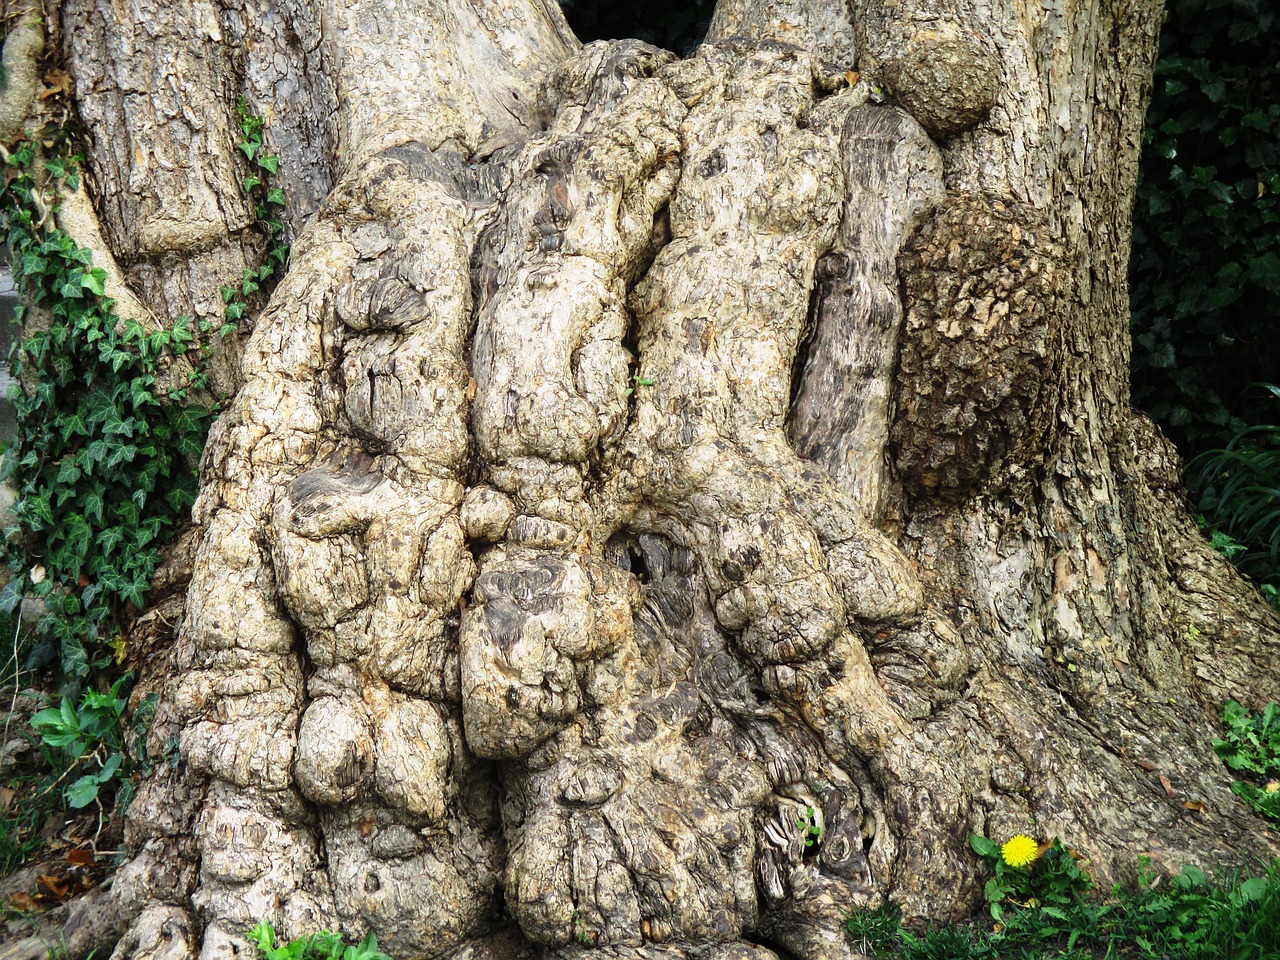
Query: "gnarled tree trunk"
7 1 1280 959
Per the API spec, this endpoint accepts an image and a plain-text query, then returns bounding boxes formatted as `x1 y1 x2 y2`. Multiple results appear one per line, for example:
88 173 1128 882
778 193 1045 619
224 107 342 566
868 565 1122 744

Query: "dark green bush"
1189 385 1280 590
1130 0 1279 457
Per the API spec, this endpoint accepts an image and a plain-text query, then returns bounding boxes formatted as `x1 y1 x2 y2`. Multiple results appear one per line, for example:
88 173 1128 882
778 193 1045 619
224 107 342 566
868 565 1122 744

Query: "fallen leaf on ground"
36 873 68 898
8 891 38 912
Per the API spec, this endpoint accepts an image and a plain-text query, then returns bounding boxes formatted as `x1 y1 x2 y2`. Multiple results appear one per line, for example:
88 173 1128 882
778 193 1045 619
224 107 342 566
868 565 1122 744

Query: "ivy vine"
0 103 287 689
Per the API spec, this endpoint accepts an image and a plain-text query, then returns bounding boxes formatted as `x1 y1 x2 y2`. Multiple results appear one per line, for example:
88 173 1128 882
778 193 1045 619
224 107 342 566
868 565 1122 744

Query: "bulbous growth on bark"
3 2 1278 960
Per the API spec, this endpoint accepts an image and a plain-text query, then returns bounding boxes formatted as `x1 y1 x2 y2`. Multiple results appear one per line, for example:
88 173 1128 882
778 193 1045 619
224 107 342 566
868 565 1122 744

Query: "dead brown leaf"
1159 774 1176 798
36 873 68 898
1134 758 1159 771
39 69 73 100
66 847 95 866
8 891 38 912
1183 800 1206 812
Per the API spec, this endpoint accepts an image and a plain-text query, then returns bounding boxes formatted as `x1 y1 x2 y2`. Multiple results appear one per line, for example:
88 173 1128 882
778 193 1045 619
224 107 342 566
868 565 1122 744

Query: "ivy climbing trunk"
4 0 1280 959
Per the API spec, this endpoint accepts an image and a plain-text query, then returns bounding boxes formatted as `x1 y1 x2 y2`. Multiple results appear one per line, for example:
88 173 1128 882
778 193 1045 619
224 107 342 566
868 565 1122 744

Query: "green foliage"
248 922 392 960
796 805 822 850
1130 0 1280 456
0 781 49 874
1104 859 1280 959
0 105 287 685
1216 699 1280 776
1230 780 1280 827
1201 518 1248 561
844 903 905 958
1 684 158 871
624 374 654 398
0 104 288 873
29 673 129 809
1188 384 1280 591
211 100 289 341
845 856 1280 959
970 834 1100 945
1215 699 1280 823
0 139 211 681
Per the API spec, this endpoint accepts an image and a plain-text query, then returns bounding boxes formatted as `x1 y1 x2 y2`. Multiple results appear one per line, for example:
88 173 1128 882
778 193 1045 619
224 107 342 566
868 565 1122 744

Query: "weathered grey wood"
6 0 1276 959
788 104 943 521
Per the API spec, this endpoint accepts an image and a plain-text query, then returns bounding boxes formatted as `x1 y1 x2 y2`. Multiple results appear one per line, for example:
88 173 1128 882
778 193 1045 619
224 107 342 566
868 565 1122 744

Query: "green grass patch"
846 857 1280 960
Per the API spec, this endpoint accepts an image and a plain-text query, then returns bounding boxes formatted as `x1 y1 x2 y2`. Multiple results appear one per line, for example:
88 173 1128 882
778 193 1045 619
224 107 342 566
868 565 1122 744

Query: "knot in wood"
878 21 1000 140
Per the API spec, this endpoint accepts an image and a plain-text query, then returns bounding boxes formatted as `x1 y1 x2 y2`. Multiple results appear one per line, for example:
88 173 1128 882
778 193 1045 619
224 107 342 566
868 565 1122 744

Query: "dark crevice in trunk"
786 259 832 418
744 929 805 960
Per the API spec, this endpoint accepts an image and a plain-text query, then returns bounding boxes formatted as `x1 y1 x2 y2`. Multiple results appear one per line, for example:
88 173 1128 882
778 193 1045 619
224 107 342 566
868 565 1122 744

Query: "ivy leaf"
1248 251 1280 292
84 489 104 524
257 154 279 174
83 438 110 466
96 526 125 556
56 412 88 445
164 486 196 512
130 379 156 409
62 514 93 565
81 268 107 297
23 491 54 528
55 458 82 485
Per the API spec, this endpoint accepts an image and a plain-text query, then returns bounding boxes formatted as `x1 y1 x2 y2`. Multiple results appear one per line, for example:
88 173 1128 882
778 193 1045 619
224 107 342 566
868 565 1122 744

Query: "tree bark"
6 0 1280 958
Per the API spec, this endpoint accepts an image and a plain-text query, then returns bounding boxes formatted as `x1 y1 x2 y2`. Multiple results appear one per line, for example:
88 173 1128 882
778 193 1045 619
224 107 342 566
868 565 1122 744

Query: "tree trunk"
8 0 1280 958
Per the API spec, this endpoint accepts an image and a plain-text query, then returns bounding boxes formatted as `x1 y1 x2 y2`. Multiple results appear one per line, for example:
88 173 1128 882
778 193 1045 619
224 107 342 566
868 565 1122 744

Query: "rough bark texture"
4 1 1280 959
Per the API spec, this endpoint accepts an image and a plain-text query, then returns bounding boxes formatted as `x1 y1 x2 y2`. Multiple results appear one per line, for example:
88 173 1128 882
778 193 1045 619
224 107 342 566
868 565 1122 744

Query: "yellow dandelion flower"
1001 834 1040 868
1266 780 1279 794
